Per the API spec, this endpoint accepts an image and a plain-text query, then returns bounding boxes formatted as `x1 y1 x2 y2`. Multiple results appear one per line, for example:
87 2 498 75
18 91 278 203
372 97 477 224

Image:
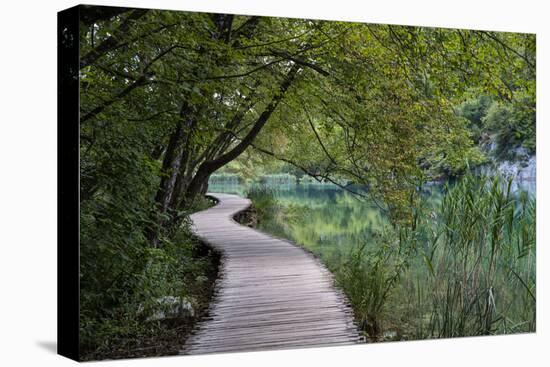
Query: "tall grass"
421 174 535 337
246 173 535 341
337 230 413 339
328 174 534 340
245 185 278 218
260 173 297 185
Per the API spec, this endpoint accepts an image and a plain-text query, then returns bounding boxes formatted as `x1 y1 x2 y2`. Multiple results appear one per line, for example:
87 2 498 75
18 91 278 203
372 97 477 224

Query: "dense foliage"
457 93 536 160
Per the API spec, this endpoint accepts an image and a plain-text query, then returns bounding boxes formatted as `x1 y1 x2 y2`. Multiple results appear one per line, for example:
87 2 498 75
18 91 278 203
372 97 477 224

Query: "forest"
78 5 535 360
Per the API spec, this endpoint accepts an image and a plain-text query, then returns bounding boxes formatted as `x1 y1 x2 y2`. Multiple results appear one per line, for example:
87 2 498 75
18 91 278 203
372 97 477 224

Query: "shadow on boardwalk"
181 193 362 355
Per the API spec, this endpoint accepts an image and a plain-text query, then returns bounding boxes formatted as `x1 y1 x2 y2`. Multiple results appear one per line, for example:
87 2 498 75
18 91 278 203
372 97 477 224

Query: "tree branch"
249 143 369 199
270 50 330 76
80 9 149 69
80 45 189 123
479 31 535 70
184 65 300 199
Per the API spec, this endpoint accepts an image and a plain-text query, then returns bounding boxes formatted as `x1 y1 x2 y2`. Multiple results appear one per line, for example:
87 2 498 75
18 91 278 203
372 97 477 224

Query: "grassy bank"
244 175 536 341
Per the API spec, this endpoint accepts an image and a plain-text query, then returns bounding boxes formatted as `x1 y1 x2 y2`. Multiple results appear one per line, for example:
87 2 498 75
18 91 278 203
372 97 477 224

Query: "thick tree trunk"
199 177 210 196
147 15 268 244
154 122 183 211
147 104 196 247
212 14 234 42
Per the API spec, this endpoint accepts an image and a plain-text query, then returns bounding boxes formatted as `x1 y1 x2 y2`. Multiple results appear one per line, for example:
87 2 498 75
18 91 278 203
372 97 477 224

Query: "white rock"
146 296 195 321
195 275 209 284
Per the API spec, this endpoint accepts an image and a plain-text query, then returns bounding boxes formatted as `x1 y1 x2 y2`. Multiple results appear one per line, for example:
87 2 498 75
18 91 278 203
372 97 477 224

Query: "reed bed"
248 173 536 341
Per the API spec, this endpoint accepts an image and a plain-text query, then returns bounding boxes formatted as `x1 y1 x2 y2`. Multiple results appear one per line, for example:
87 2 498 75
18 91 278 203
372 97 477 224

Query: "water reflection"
208 177 534 268
208 182 389 266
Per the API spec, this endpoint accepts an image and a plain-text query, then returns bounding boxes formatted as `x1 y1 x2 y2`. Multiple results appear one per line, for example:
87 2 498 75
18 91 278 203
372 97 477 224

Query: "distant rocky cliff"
478 140 536 193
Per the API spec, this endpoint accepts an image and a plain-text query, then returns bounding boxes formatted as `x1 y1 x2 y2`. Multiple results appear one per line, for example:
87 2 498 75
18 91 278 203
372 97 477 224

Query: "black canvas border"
58 4 80 361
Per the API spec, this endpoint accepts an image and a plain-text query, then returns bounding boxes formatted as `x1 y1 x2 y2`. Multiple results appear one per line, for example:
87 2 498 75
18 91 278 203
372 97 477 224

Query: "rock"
146 296 195 321
476 142 536 195
195 275 209 284
517 155 536 181
383 330 398 340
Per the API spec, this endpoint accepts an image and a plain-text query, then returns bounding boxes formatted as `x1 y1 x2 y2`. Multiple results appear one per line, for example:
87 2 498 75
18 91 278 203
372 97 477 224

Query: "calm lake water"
208 178 535 269
209 182 426 267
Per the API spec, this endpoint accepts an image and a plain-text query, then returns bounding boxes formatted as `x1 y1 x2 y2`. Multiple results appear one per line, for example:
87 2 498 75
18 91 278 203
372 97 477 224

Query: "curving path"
181 193 362 355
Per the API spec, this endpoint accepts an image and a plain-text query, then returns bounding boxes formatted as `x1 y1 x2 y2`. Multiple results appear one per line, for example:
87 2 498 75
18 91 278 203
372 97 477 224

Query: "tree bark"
211 14 234 42
147 103 196 247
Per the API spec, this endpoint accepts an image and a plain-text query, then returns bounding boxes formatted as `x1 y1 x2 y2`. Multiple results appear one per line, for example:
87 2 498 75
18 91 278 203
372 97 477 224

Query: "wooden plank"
181 193 363 355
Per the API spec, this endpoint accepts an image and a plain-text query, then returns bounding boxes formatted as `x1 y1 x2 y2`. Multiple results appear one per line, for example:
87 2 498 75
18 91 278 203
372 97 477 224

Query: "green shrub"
246 185 278 218
337 232 410 339
482 99 536 159
79 220 219 360
458 95 493 142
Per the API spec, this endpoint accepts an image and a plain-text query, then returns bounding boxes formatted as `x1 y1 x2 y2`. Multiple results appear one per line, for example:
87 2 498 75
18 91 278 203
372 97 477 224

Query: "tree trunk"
199 177 210 196
184 65 299 202
147 104 196 247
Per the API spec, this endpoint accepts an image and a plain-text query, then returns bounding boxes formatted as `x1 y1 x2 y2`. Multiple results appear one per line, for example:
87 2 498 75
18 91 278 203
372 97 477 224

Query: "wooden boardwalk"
181 193 362 355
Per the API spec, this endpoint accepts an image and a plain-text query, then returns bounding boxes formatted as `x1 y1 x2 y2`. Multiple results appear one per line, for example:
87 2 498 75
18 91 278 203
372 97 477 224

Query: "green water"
208 182 441 267
207 179 532 268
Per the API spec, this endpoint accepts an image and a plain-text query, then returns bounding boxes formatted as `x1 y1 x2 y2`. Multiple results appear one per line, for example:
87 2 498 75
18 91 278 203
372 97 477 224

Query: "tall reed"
246 173 536 341
336 174 535 340
421 174 535 337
